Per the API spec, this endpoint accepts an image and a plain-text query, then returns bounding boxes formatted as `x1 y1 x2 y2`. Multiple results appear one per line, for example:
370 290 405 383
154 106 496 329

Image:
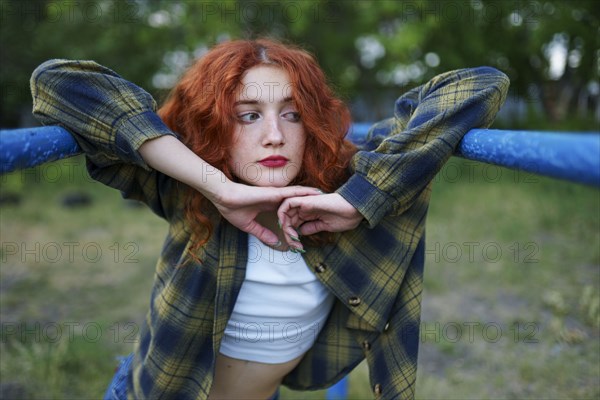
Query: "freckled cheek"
227 146 251 173
289 143 306 173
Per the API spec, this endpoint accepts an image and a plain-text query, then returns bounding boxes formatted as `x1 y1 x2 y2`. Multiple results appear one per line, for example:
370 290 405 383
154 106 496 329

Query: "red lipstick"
259 156 288 168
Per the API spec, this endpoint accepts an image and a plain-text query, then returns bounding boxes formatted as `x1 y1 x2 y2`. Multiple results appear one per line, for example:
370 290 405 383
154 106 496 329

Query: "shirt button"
314 263 327 273
348 296 361 306
373 383 382 396
362 340 371 351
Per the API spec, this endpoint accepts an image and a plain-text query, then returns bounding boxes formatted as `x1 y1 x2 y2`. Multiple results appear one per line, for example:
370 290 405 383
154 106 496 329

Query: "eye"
282 111 301 123
238 112 260 123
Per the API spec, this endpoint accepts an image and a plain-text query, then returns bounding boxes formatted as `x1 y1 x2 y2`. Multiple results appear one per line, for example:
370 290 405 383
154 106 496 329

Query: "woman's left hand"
277 193 364 250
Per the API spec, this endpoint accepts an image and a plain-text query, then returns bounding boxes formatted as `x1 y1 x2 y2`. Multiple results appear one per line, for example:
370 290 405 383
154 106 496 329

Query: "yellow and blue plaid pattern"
31 60 509 399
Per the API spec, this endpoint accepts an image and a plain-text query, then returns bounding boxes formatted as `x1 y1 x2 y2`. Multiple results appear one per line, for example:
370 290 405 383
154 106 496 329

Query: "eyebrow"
234 96 294 106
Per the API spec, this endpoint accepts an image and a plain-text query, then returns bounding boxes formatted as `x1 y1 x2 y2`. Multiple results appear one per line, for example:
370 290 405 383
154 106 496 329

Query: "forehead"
236 65 294 102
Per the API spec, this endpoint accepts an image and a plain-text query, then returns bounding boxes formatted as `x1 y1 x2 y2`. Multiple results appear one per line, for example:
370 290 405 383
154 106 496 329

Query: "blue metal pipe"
349 123 600 187
1 125 599 188
455 129 600 187
1 126 80 174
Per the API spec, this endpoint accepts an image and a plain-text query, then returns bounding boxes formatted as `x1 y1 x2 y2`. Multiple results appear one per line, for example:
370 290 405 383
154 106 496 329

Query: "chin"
237 178 293 187
258 180 293 187
233 167 298 187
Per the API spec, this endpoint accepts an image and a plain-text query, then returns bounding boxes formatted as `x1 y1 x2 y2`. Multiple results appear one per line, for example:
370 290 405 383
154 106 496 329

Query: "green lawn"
1 156 598 399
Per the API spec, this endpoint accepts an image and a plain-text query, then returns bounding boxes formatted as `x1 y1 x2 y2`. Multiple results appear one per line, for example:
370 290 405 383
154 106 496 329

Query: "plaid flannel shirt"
31 59 509 399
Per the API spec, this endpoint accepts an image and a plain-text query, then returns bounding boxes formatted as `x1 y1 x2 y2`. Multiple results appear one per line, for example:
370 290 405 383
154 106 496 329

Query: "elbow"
31 59 71 88
30 59 65 111
474 66 511 97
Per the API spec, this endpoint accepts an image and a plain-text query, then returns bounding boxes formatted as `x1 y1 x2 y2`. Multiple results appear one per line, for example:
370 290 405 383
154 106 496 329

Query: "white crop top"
219 235 335 364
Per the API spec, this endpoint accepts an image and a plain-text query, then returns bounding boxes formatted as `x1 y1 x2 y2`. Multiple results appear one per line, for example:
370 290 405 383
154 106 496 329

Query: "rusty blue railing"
0 124 599 400
2 125 600 187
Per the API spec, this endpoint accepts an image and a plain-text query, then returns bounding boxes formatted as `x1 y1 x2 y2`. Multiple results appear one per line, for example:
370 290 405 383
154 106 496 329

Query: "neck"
255 212 289 251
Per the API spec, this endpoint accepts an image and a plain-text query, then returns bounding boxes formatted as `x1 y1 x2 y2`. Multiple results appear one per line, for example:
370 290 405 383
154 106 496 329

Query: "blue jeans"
103 354 280 400
103 354 132 400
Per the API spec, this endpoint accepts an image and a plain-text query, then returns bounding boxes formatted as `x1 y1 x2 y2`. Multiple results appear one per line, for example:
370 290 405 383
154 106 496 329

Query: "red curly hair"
158 38 357 249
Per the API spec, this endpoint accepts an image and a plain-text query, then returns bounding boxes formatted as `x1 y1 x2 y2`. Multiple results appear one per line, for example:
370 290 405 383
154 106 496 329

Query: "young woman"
30 39 509 399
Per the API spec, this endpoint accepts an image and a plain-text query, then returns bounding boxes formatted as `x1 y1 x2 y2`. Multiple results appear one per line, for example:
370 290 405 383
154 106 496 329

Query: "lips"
258 156 288 168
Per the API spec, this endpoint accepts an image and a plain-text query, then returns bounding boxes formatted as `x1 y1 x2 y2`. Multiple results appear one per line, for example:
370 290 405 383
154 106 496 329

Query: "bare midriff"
207 352 304 400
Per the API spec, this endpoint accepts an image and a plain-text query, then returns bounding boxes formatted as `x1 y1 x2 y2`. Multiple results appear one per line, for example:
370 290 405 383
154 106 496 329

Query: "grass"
416 159 599 400
1 156 599 399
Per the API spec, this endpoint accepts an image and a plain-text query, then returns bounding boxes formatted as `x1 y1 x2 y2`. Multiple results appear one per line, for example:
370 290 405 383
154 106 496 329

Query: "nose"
262 114 285 147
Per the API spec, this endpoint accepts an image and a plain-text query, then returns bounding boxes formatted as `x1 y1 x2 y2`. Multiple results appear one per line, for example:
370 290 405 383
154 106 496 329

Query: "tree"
1 0 597 128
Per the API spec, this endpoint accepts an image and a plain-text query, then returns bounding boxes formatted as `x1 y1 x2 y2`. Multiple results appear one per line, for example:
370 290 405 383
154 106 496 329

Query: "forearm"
338 67 510 226
138 135 229 202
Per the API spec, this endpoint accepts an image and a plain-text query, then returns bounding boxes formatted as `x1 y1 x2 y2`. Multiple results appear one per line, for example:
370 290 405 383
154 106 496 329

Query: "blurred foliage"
0 0 598 126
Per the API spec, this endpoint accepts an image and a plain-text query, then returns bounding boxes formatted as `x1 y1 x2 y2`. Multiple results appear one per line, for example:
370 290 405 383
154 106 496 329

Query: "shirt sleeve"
30 59 182 220
336 67 510 227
